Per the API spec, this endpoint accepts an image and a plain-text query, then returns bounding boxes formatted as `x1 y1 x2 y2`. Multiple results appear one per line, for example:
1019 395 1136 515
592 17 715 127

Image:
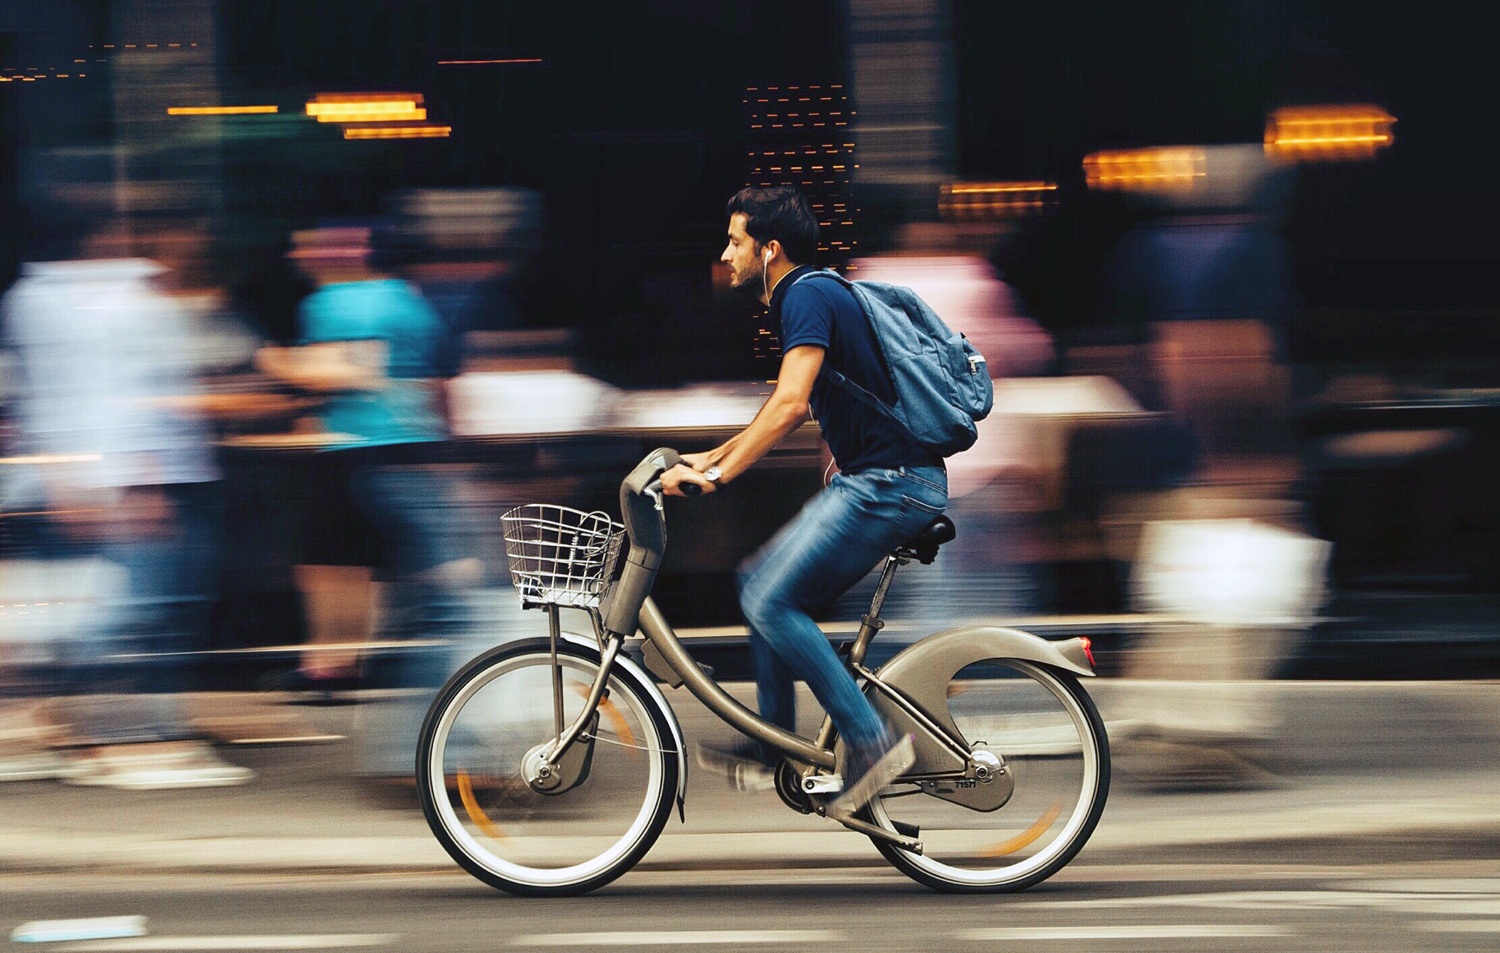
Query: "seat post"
847 554 904 668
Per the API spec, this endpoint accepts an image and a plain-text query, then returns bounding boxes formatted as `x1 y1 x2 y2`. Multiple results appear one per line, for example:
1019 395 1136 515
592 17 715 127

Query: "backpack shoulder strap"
784 270 910 432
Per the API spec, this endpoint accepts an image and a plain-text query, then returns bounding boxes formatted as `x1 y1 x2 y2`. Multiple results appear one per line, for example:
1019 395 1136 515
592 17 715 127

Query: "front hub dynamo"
522 743 564 793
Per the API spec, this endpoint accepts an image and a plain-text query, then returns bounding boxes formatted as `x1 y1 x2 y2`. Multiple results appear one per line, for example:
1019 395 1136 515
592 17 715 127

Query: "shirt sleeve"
778 281 835 351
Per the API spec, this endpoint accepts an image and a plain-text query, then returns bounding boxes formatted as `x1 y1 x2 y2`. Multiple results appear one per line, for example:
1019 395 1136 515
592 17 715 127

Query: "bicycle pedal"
801 773 843 796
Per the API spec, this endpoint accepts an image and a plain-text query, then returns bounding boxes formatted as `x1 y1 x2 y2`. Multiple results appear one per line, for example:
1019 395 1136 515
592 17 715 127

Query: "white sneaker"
64 741 254 790
829 733 915 817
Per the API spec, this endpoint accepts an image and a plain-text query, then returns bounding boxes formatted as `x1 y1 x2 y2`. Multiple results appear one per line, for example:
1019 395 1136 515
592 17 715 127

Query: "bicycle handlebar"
618 448 686 564
604 448 684 637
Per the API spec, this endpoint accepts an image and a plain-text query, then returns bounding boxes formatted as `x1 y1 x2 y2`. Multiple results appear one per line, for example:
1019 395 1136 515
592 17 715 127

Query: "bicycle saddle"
894 515 956 564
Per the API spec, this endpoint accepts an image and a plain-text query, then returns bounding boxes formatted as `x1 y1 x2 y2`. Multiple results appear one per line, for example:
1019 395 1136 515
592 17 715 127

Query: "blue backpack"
794 270 993 456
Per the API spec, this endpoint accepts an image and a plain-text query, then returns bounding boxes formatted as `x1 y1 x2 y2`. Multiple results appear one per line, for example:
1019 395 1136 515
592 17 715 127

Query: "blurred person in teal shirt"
257 223 478 782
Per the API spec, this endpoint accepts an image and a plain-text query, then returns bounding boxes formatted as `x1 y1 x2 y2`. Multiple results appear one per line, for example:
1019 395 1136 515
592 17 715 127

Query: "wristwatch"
703 466 726 488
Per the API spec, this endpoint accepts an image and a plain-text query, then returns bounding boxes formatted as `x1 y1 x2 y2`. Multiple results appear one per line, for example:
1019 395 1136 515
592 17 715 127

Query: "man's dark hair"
726 186 818 266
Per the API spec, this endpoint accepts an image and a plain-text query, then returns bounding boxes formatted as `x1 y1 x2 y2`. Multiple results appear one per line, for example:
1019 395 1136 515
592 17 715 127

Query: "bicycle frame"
427 446 1107 894
533 448 1096 835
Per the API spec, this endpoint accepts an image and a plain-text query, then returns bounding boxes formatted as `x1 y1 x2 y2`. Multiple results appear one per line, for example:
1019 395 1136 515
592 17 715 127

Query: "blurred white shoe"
829 733 914 818
64 741 253 790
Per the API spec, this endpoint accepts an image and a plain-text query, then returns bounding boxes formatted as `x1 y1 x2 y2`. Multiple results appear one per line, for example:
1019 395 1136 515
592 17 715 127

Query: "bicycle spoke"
418 641 677 896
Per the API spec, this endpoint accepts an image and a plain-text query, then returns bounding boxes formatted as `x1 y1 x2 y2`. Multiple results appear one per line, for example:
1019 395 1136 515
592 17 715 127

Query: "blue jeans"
736 466 948 751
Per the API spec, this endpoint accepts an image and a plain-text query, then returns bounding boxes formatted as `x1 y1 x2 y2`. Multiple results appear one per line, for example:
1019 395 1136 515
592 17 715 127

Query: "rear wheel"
417 638 678 896
869 660 1109 892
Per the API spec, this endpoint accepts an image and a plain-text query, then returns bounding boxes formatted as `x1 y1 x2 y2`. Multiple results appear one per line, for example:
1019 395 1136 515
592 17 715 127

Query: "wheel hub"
971 745 1005 782
522 742 564 792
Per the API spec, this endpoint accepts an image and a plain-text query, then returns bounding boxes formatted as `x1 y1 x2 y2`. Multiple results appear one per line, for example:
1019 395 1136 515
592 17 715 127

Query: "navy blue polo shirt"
771 265 936 473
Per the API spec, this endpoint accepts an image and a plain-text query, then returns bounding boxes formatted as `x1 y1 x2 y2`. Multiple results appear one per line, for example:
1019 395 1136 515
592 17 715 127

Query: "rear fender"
869 626 1094 777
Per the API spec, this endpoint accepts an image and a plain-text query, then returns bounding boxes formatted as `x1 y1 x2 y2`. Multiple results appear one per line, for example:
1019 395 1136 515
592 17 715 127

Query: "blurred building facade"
3 0 1498 642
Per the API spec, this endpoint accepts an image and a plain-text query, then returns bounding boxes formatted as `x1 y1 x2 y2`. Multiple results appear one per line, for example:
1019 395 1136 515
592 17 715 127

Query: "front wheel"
869 660 1109 892
417 638 679 896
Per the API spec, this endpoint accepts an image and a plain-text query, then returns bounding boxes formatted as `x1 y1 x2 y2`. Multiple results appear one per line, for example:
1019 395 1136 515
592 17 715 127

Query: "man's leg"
742 607 797 735
736 468 948 751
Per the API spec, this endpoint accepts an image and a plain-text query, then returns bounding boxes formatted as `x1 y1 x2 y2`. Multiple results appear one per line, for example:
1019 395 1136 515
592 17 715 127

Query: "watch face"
704 466 723 483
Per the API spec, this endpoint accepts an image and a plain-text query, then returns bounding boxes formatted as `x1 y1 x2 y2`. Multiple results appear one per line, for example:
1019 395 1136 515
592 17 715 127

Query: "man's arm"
661 344 823 496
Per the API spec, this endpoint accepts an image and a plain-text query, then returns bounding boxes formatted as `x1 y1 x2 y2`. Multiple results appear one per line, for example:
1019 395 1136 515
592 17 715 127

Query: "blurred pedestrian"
847 220 1056 623
255 223 480 783
0 213 251 789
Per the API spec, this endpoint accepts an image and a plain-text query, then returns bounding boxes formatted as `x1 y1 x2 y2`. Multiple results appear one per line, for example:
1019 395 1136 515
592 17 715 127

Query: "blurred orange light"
940 180 1057 220
1265 104 1395 160
307 92 423 103
320 109 426 123
167 105 278 116
342 124 451 140
306 93 425 122
1083 148 1207 191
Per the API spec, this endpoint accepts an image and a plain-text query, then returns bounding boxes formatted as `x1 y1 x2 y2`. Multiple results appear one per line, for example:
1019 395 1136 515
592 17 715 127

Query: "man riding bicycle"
660 186 949 815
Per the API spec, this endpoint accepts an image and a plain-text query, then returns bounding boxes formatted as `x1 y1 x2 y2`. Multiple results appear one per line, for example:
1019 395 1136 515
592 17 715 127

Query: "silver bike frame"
536 448 1096 819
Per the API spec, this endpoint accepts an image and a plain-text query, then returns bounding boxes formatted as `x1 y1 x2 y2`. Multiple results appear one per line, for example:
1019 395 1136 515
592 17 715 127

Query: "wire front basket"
501 503 626 609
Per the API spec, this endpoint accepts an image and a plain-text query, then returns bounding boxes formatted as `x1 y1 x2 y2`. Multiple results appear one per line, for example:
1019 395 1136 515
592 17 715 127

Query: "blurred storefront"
4 0 1500 694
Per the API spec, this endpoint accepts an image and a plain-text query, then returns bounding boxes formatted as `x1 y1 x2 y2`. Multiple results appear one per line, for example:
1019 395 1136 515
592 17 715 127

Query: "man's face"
720 212 765 292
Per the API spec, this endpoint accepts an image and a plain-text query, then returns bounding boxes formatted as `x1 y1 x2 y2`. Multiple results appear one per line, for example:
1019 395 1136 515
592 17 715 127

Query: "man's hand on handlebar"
660 462 717 497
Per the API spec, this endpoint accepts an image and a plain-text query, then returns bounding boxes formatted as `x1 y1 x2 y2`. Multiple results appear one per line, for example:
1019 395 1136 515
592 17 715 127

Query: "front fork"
520 605 619 795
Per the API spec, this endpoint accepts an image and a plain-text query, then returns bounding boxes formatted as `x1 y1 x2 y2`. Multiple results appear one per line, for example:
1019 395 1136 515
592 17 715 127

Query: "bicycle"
417 448 1109 896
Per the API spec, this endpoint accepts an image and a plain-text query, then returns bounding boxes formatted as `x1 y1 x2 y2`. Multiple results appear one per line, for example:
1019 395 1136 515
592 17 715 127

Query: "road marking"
1344 877 1500 893
12 917 148 943
1013 888 1481 911
51 936 398 951
510 930 841 947
956 925 1294 940
1391 899 1500 915
1416 920 1500 933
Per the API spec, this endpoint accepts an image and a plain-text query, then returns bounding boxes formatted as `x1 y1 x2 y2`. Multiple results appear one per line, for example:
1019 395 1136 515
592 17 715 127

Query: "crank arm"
824 807 923 854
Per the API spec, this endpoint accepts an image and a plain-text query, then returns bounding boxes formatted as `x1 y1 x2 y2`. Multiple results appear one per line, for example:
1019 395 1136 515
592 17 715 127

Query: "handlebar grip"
622 448 682 502
679 481 703 497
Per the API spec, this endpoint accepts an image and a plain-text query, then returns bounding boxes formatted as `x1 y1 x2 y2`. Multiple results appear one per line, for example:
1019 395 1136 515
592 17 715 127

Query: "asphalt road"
9 850 1500 953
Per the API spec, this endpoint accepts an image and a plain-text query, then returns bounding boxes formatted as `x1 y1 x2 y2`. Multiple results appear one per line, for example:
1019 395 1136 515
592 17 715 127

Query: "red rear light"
1078 636 1095 668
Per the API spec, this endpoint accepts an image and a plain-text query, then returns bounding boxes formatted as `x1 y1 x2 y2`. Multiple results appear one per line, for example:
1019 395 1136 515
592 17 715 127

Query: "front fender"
559 632 689 820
